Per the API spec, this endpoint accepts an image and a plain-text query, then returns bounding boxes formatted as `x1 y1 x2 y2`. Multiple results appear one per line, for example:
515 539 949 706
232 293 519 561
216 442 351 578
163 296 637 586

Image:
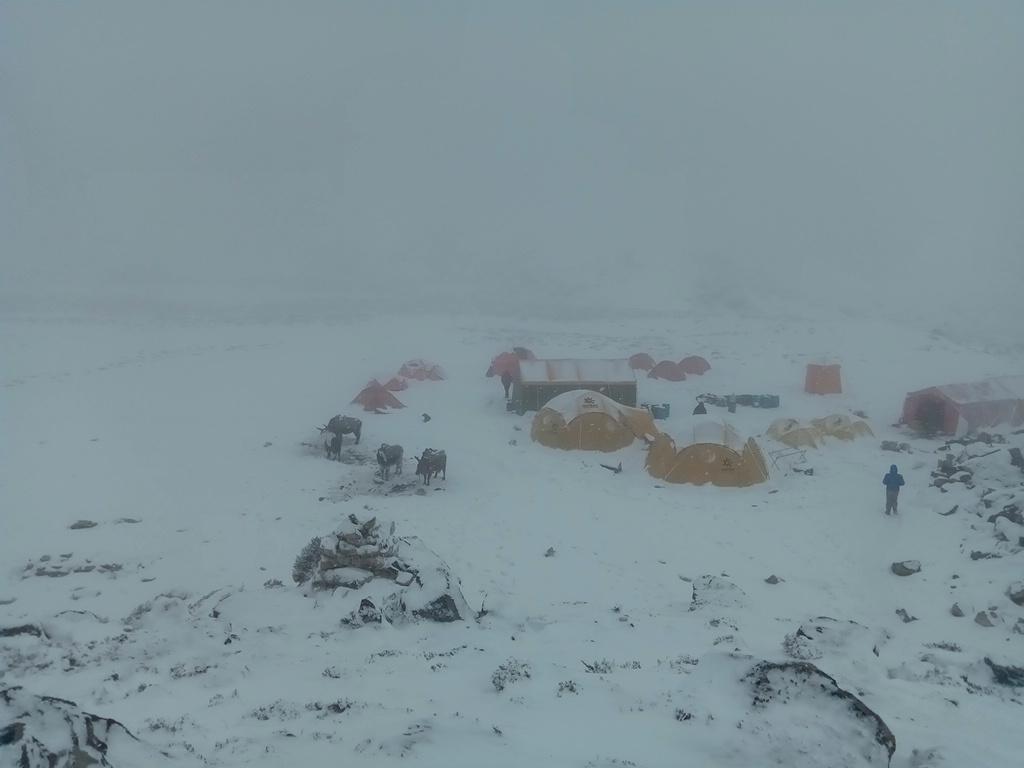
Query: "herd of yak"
318 414 447 486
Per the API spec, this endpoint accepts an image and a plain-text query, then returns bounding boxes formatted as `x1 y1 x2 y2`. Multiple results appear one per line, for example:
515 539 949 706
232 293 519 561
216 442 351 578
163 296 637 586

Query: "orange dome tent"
398 359 445 381
805 364 842 395
629 353 656 371
486 352 522 379
679 356 711 376
352 380 405 412
384 376 408 392
648 360 687 382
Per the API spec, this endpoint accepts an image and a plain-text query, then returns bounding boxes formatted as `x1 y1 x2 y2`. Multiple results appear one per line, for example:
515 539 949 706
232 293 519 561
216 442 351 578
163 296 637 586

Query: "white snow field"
2 310 1023 767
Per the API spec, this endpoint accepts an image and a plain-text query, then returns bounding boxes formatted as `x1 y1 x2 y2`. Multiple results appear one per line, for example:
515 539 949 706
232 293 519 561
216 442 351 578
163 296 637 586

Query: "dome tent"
531 390 660 452
811 414 873 441
805 364 842 395
398 359 445 381
648 360 686 381
629 352 656 371
679 356 711 375
646 421 768 487
766 418 824 449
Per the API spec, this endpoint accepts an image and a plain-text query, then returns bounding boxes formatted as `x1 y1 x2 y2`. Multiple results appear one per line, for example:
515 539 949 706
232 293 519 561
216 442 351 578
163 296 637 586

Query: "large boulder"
1006 582 1024 607
0 686 174 767
676 654 896 767
296 515 470 626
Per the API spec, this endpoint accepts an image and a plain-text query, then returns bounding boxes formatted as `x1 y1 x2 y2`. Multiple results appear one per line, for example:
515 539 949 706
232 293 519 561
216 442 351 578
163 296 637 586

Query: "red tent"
512 347 536 360
384 376 408 392
629 353 656 371
352 380 405 411
679 356 711 376
902 376 1024 435
398 359 445 381
805 364 842 395
486 352 522 379
648 360 687 381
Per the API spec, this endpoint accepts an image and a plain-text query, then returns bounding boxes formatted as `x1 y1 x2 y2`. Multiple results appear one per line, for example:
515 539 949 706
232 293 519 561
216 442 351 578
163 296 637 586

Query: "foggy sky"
2 2 1022 321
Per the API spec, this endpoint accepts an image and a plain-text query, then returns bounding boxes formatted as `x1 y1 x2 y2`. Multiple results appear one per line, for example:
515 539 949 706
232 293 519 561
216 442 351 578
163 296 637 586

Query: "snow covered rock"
983 657 1024 687
678 654 896 768
688 575 747 612
783 617 889 662
0 686 174 767
301 515 470 625
974 610 999 628
1006 582 1024 606
891 560 921 576
950 603 966 618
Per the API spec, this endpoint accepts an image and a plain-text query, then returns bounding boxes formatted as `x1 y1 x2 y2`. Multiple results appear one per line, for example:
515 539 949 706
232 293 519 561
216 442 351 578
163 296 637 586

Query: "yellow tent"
766 418 824 449
646 421 769 487
811 414 874 441
531 390 660 452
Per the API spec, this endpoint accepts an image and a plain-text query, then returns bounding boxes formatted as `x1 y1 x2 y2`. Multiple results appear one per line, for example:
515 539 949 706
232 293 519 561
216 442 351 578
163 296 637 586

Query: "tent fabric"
518 359 636 385
352 380 405 411
512 347 536 360
902 376 1024 434
810 414 874 441
487 352 522 379
678 356 711 375
645 428 768 487
648 360 687 381
629 353 656 371
531 390 660 452
398 359 445 381
766 418 823 449
805 364 842 395
384 376 408 392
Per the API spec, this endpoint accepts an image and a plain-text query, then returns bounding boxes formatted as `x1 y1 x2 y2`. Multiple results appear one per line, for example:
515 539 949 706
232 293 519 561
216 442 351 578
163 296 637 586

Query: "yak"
376 443 404 480
415 449 447 486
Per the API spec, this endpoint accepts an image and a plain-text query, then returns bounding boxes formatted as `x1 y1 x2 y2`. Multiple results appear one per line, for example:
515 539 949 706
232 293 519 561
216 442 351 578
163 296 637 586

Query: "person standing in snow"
500 370 513 400
883 464 905 515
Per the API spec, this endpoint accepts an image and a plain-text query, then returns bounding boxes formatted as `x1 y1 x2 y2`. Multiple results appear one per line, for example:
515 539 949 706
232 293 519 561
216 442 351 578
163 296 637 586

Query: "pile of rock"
1 686 172 767
931 452 975 491
293 514 470 625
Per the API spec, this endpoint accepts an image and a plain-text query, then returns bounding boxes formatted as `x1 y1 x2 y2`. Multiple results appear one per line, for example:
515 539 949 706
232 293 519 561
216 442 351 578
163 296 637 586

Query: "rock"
0 624 45 638
891 560 921 576
413 594 463 623
68 520 97 530
0 598 15 607
114 518 141 524
988 505 1024 526
983 657 1024 687
319 567 374 589
1013 619 1024 635
544 547 556 558
881 441 901 452
744 661 896 766
0 686 173 767
969 550 1001 560
765 575 783 585
394 571 415 587
895 609 917 623
974 610 997 628
688 574 747 612
938 505 958 516
950 603 965 618
1006 582 1024 606
783 617 889 662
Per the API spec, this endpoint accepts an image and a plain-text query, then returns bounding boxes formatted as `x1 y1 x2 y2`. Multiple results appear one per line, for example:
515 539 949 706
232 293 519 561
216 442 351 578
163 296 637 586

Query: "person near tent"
883 464 905 515
692 401 707 415
500 370 513 400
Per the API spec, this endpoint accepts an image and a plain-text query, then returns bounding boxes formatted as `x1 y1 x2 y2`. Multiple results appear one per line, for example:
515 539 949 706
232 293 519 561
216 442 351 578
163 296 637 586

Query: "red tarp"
487 352 522 379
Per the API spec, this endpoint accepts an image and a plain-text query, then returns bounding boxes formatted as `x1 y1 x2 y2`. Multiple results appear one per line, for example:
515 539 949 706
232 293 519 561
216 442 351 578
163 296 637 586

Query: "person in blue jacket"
883 464 905 515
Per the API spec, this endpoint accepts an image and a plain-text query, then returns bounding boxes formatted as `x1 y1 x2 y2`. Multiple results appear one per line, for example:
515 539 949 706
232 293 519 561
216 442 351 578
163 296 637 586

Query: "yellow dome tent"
766 418 824 449
646 421 768 487
531 390 660 452
811 414 874 441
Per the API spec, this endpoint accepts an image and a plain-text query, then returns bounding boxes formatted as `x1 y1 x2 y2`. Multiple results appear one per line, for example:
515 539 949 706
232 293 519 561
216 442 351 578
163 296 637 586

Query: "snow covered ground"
2 309 1023 767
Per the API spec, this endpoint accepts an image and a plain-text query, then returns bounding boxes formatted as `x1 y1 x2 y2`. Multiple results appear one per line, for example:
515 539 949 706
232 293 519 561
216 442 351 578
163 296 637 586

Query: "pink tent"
648 360 687 382
679 356 711 376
